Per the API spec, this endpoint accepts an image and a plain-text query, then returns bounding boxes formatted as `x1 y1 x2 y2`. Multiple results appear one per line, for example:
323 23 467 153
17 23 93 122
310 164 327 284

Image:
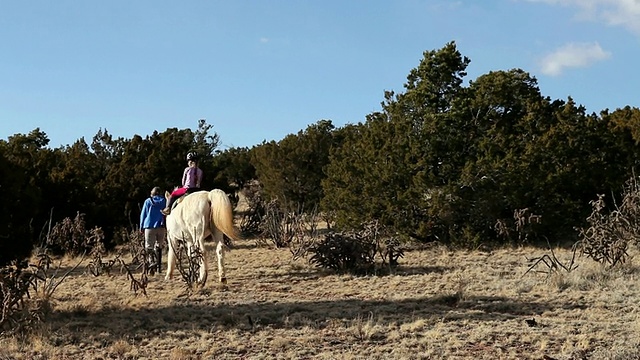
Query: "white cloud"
526 0 640 35
539 42 612 76
259 37 270 43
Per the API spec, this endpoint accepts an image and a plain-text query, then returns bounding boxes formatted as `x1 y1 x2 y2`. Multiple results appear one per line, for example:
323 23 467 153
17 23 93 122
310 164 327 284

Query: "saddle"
170 192 191 211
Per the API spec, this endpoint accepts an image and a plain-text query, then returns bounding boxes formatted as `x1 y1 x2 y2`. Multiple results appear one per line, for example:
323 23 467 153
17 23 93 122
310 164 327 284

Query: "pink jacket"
182 166 203 189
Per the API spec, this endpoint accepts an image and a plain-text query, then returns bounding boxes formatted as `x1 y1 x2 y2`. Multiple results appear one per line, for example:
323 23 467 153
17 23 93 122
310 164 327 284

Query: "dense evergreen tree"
252 120 337 211
0 145 36 265
323 42 640 246
603 106 640 172
3 42 640 262
210 146 256 192
323 42 471 241
0 129 59 264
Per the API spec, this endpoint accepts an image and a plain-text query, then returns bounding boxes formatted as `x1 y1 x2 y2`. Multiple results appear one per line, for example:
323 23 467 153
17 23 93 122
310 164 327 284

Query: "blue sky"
1 0 639 149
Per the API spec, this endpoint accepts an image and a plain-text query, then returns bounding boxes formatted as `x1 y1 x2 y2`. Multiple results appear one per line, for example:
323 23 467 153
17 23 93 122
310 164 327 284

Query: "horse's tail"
208 189 241 243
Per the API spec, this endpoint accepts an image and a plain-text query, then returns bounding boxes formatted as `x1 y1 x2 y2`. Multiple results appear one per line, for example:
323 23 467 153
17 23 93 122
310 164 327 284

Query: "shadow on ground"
47 290 555 345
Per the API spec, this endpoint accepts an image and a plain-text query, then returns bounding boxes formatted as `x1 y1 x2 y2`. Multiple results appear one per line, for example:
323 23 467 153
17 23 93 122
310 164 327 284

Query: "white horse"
164 189 240 285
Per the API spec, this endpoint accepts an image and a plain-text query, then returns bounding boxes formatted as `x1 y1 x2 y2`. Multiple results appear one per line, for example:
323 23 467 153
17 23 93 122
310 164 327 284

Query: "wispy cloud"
259 37 270 44
539 42 611 76
526 0 640 35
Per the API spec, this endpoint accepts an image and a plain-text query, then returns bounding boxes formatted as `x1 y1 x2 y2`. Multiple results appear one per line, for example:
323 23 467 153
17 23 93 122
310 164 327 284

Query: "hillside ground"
1 239 639 360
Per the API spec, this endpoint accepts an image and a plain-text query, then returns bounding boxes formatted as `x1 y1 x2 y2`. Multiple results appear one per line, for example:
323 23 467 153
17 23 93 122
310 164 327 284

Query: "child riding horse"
162 151 203 215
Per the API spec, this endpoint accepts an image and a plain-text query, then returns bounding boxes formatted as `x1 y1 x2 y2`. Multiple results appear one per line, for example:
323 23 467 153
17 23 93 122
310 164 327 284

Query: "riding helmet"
186 151 199 161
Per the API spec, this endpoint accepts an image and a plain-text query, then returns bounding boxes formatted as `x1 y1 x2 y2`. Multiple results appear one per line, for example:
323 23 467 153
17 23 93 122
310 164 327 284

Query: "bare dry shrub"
495 208 542 245
30 251 84 302
170 347 198 360
45 212 103 256
83 227 150 296
239 184 328 256
87 239 121 277
0 260 39 336
258 200 324 258
320 210 336 231
117 228 150 296
576 176 640 267
288 209 321 261
108 339 134 359
122 228 158 274
363 221 404 268
1 211 94 337
122 263 149 297
309 232 376 274
172 238 205 292
309 221 404 275
239 185 266 236
349 312 380 341
524 240 579 277
0 247 84 337
259 199 296 248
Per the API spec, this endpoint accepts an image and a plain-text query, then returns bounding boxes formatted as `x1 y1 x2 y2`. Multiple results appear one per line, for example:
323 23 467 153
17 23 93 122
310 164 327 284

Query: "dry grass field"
2 239 640 360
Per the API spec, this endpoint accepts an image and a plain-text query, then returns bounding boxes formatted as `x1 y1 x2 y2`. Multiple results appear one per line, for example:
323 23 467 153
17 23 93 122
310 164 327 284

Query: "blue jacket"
140 195 166 229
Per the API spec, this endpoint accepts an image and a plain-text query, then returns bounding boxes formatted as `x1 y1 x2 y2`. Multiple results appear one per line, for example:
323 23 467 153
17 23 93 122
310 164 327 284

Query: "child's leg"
162 188 188 215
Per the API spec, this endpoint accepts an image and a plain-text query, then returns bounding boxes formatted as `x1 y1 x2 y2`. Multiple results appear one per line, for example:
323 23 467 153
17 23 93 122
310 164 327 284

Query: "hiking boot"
156 248 163 273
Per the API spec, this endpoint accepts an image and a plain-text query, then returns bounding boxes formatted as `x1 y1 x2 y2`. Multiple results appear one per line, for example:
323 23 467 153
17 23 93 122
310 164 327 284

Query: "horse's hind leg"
213 229 227 284
194 227 209 285
198 244 209 286
165 238 177 281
